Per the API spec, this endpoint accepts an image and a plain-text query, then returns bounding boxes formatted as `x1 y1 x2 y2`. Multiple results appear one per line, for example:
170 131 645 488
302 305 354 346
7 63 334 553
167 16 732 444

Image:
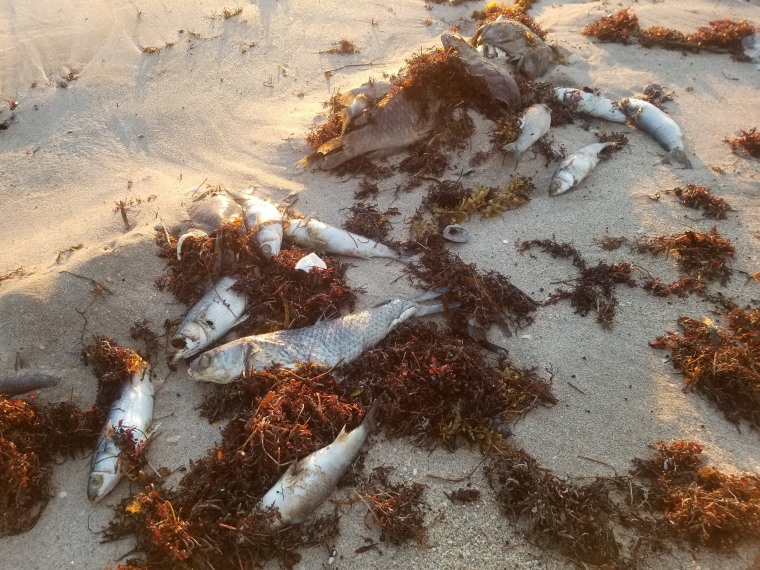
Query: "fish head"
170 321 210 362
549 171 574 196
87 470 121 502
441 31 468 51
257 225 284 258
187 342 249 383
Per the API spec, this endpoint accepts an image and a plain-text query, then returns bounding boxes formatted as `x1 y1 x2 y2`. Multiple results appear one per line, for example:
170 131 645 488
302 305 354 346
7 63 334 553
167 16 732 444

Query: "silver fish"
188 294 448 383
620 97 692 169
440 31 521 110
227 188 284 258
177 193 244 260
170 276 249 362
88 362 154 502
259 399 380 526
503 103 552 167
284 217 404 260
549 142 613 196
553 88 627 123
0 373 60 396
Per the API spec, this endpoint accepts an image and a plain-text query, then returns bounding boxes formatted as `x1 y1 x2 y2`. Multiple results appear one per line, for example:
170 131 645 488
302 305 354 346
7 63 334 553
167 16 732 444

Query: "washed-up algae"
724 127 760 159
342 203 400 243
472 1 547 39
665 184 732 219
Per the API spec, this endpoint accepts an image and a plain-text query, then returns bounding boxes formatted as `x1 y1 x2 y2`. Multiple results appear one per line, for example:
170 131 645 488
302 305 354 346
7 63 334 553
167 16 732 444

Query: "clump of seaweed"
534 136 565 165
342 203 400 242
638 26 690 49
650 308 760 428
582 9 640 44
724 127 760 159
82 337 148 408
446 487 481 503
514 76 575 126
490 114 521 147
472 1 547 39
306 92 347 150
665 185 731 219
320 39 359 55
595 130 629 159
688 19 758 54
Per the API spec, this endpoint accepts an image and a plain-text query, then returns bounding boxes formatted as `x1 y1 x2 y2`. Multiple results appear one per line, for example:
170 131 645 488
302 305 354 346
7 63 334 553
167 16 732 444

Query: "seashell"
442 224 470 243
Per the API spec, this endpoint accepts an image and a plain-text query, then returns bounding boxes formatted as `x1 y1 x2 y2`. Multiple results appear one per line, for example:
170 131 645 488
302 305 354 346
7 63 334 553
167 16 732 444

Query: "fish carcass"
227 188 284 258
170 275 249 361
188 293 449 383
338 80 392 134
0 373 60 396
259 399 380 526
177 192 244 260
503 103 552 167
549 142 614 196
553 88 627 123
620 97 692 169
87 360 154 502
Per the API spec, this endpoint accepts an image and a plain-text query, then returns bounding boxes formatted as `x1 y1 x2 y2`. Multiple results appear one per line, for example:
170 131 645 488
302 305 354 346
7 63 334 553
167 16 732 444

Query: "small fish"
259 399 380 526
553 88 627 123
440 31 521 110
0 373 60 396
503 103 552 167
620 97 692 169
88 361 154 502
227 189 284 257
170 276 249 362
284 217 404 260
177 193 243 260
549 142 614 196
188 292 449 383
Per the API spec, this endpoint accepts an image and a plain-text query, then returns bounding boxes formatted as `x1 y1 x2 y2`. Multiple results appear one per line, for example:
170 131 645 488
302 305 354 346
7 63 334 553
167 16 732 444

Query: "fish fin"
336 424 349 441
663 149 693 169
362 396 383 429
317 136 344 155
502 142 523 171
320 150 351 170
232 314 249 328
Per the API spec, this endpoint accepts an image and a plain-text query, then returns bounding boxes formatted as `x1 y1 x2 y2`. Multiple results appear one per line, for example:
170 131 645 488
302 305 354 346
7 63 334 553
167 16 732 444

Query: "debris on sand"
582 9 640 44
320 39 359 55
472 1 547 40
342 203 400 242
723 127 760 159
665 185 732 219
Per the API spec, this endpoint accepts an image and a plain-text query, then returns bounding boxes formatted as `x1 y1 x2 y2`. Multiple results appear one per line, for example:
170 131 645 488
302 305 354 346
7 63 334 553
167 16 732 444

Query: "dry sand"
1 0 759 568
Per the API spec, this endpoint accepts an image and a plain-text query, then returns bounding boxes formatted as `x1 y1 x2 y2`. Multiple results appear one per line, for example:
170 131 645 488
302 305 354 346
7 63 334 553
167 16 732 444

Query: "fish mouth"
87 473 105 501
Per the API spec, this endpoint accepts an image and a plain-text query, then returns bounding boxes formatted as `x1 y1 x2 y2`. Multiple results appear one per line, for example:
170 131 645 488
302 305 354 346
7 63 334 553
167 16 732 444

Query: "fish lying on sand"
440 31 521 111
88 360 154 502
227 188 284 258
188 292 449 383
259 398 380 527
338 80 392 135
284 216 405 261
0 373 60 396
549 142 614 196
502 103 552 167
553 88 627 123
170 275 249 362
177 192 244 260
620 97 692 169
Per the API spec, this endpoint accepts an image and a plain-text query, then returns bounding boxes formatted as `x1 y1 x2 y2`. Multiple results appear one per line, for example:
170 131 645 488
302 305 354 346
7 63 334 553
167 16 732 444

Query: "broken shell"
442 224 470 243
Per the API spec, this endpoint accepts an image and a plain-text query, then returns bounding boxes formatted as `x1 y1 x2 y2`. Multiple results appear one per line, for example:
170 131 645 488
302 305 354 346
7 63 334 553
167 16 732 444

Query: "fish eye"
170 337 187 350
195 354 211 370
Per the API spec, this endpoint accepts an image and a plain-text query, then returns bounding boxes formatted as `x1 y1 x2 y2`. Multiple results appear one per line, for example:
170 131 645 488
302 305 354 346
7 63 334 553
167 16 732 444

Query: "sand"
1 0 759 568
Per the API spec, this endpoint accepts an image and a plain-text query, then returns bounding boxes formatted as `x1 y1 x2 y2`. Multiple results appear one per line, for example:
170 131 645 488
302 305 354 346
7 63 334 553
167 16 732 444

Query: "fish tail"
664 149 693 169
502 142 523 170
362 395 383 428
295 152 322 171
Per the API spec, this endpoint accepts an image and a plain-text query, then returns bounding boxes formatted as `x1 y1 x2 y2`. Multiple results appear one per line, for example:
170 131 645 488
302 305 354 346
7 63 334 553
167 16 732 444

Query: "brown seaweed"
582 9 640 44
666 185 732 219
342 203 400 242
724 127 760 159
472 1 547 40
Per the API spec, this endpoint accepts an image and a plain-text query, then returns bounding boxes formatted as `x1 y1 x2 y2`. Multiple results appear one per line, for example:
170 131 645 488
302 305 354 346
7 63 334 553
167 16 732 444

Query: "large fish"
440 31 520 111
284 217 404 260
503 103 552 167
88 361 154 502
188 294 448 383
170 276 249 362
177 192 244 260
549 142 614 196
338 80 393 135
259 399 380 526
553 88 627 123
227 189 284 258
620 97 692 169
0 373 60 396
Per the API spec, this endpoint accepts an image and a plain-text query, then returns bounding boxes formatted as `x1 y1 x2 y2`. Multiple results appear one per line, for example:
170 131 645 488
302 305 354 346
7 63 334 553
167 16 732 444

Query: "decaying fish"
188 293 449 383
503 103 552 167
620 97 692 169
0 373 60 396
338 80 392 135
177 192 244 260
284 217 405 261
553 88 627 123
440 31 521 110
549 142 614 196
170 276 248 362
313 92 436 170
472 17 568 79
259 399 380 526
227 188 284 257
88 360 154 502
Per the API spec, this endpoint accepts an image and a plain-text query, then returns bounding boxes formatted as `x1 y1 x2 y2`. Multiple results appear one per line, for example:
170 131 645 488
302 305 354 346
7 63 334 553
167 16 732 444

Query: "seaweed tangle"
472 1 547 39
724 127 760 159
665 185 732 219
342 203 400 243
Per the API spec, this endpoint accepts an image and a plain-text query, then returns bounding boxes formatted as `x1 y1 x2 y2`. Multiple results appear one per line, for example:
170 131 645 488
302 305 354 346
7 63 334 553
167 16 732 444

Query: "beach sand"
1 1 759 568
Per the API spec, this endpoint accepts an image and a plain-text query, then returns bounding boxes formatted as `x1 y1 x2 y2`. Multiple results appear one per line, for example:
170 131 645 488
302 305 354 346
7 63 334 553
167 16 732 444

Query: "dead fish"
177 193 244 260
440 31 521 110
549 142 614 196
259 399 380 526
442 224 470 243
503 103 552 167
188 292 449 383
620 97 692 169
88 360 154 502
0 373 60 396
338 81 393 135
227 188 283 257
315 92 436 170
472 17 568 79
170 276 248 362
284 216 405 260
553 88 627 123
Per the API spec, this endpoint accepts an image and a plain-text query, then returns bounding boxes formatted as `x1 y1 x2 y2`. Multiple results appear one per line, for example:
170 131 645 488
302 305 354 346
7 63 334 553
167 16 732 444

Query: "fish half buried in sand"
177 192 244 260
227 188 284 258
503 103 552 168
88 360 154 502
553 88 627 123
549 142 614 196
258 398 380 527
188 292 449 383
284 216 405 261
0 373 60 396
440 31 520 111
620 97 692 169
170 275 249 362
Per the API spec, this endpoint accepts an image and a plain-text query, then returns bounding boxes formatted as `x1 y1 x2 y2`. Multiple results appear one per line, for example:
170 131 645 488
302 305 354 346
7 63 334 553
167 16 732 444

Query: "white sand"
1 1 759 568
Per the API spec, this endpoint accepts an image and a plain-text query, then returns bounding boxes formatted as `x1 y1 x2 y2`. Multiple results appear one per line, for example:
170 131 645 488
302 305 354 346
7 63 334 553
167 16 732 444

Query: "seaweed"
305 92 346 151
534 136 565 165
665 185 732 219
638 26 690 49
650 308 760 428
342 203 400 242
490 114 521 148
320 39 359 55
446 487 481 503
688 19 758 54
595 236 627 251
472 1 547 40
724 127 760 159
595 130 629 160
582 9 640 44
514 76 575 126
82 337 148 408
